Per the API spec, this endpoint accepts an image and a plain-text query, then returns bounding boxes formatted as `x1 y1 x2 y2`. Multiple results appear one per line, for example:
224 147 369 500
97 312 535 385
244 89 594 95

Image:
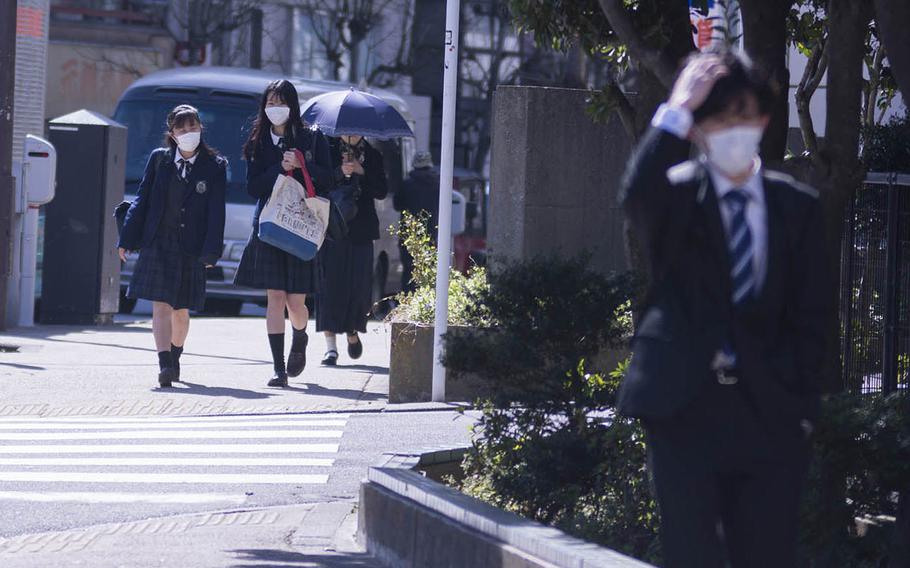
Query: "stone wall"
489 86 632 274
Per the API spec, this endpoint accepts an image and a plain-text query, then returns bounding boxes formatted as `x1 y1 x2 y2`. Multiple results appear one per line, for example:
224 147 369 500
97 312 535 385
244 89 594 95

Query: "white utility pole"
431 0 461 402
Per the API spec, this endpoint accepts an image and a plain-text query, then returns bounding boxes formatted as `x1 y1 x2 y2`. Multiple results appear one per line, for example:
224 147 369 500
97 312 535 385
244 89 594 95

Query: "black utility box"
43 110 126 325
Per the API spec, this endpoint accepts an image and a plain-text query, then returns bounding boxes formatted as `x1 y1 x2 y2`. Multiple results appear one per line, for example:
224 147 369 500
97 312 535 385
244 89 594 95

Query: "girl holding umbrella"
301 89 408 365
317 135 388 365
234 79 334 387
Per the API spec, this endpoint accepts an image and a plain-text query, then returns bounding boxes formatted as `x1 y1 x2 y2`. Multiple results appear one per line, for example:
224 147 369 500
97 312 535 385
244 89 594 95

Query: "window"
292 8 340 81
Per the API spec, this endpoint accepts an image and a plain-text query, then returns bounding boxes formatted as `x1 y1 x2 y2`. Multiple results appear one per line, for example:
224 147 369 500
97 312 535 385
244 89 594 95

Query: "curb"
358 448 654 568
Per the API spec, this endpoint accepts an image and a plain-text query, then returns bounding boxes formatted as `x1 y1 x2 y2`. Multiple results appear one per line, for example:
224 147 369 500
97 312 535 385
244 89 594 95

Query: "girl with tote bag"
234 80 334 387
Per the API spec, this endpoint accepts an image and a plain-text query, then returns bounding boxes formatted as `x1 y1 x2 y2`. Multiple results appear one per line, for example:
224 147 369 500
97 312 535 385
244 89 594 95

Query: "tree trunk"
563 45 588 89
808 2 871 565
873 0 910 101
740 0 791 165
889 488 910 568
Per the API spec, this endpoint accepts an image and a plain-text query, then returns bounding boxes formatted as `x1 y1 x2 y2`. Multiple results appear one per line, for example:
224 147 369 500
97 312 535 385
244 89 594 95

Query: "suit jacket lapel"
695 167 731 270
757 176 783 306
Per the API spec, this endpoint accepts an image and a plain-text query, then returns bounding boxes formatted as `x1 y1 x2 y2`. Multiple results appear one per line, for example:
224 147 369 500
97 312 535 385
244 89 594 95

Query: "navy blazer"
118 147 227 264
246 128 334 227
330 138 389 243
617 127 830 438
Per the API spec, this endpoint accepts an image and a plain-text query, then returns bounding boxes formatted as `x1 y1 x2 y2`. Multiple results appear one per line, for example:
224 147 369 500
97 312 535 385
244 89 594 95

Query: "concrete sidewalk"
0 316 392 418
0 501 382 568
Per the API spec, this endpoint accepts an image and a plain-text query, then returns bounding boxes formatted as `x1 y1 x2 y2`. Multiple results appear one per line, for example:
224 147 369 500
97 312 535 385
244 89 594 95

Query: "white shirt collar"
706 157 764 205
270 129 284 147
173 151 198 166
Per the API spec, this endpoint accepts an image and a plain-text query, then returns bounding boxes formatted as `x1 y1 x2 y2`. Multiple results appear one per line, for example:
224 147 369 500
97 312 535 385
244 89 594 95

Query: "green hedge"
445 254 910 567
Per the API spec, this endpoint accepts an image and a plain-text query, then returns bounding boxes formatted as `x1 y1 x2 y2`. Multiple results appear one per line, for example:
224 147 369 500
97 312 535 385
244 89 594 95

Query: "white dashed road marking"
0 413 346 504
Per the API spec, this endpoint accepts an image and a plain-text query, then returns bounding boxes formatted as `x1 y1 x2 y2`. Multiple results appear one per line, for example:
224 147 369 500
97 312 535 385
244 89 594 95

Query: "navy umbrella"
301 88 414 140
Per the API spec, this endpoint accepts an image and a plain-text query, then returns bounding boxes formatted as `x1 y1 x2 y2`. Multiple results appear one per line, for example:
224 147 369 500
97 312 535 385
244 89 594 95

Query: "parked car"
451 167 488 272
112 66 416 315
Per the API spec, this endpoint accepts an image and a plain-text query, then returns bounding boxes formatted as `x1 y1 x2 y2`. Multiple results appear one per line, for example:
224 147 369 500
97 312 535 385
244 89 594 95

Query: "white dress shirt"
173 151 198 167
271 130 283 147
173 151 198 181
651 103 769 292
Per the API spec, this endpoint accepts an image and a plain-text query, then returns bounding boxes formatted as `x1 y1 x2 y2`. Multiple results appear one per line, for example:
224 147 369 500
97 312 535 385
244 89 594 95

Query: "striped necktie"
724 189 754 305
177 158 191 181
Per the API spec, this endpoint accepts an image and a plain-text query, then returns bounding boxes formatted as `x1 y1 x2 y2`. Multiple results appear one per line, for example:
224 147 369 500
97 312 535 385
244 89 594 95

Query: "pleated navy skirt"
127 230 206 311
316 239 373 334
233 229 318 294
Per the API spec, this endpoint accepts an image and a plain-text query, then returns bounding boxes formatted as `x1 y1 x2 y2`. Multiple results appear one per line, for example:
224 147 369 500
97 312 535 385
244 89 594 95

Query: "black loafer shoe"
321 350 339 366
158 367 177 388
287 352 306 378
267 372 289 387
347 336 363 360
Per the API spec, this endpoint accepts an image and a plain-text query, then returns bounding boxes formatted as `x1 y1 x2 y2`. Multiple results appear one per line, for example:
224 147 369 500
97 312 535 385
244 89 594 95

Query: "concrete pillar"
489 86 632 274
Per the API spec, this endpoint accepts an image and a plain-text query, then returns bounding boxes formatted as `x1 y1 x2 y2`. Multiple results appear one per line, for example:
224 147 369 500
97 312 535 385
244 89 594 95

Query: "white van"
113 66 415 315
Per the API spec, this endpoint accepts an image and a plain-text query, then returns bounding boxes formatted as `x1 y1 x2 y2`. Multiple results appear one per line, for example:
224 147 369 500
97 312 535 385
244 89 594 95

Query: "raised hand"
667 55 728 112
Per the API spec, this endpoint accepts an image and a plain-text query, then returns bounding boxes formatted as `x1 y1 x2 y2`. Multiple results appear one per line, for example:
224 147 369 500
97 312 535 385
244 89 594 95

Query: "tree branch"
864 44 885 129
795 38 828 157
608 79 637 142
596 0 678 89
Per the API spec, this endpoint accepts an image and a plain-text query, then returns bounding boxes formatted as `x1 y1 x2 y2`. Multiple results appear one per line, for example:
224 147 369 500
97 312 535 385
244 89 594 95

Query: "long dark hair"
163 104 218 157
243 79 306 161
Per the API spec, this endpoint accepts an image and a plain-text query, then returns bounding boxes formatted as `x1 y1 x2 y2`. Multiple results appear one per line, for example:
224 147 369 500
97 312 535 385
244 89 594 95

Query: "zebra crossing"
0 413 348 505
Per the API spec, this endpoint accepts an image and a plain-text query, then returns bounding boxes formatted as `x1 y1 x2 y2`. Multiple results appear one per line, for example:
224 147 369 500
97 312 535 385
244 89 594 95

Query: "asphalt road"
0 409 477 539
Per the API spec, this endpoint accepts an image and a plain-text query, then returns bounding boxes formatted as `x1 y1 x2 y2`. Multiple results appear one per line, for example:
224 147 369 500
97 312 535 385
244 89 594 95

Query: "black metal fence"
840 173 910 394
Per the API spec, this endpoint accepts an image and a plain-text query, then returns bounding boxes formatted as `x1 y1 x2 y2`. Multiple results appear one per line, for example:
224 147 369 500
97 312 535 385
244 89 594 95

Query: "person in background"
233 79 334 387
316 135 388 366
617 50 830 567
393 151 440 292
118 104 227 388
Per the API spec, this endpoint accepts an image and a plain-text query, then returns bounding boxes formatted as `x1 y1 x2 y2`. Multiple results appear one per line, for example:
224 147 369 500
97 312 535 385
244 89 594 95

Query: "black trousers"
645 379 809 568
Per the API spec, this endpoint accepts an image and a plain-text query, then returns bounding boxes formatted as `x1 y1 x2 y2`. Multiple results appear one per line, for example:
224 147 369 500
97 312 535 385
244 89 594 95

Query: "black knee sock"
157 351 173 371
171 344 183 371
291 327 308 353
268 333 286 374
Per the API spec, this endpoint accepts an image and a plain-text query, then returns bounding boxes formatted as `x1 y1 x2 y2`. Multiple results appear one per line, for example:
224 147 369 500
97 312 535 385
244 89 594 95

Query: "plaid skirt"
127 230 206 311
233 229 318 294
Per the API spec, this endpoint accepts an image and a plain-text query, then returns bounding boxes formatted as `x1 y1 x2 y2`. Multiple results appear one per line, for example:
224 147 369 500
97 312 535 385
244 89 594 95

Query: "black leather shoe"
347 336 363 360
287 352 306 378
321 350 338 366
267 372 289 387
158 367 178 388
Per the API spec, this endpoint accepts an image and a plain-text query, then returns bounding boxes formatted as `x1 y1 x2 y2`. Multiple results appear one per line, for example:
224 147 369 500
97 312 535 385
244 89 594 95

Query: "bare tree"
458 0 525 172
169 0 261 65
294 0 403 83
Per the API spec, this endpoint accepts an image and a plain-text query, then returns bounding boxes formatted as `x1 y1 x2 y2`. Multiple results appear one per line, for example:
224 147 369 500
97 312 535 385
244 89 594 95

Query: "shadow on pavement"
163 381 276 399
0 362 46 371
5 322 153 337
329 364 389 375
297 382 386 402
32 336 272 365
229 548 382 567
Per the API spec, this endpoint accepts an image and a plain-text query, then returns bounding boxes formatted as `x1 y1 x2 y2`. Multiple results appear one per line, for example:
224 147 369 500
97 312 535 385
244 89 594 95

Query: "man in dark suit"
617 51 831 567
393 151 439 292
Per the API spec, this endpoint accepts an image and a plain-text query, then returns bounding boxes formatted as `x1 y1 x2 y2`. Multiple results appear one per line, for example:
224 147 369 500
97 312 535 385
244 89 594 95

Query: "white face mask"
265 106 290 126
174 131 201 154
702 126 763 177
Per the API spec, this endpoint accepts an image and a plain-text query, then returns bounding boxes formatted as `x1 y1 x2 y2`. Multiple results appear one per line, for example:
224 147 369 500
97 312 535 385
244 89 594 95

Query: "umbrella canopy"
301 88 414 140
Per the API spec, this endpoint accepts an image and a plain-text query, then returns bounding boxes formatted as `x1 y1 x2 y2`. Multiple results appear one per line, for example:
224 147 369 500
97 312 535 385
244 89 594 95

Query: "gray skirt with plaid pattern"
127 230 206 311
